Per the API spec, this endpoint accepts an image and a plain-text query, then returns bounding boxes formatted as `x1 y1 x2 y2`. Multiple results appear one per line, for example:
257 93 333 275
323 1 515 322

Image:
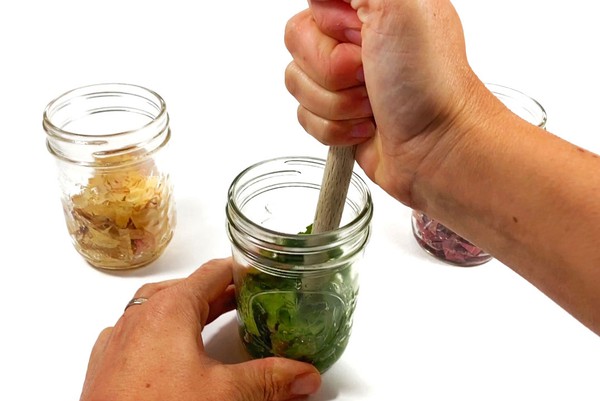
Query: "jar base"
76 231 174 270
411 210 493 267
413 232 492 267
239 324 348 374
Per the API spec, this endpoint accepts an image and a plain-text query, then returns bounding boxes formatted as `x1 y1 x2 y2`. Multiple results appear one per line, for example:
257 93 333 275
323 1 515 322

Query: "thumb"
225 357 321 401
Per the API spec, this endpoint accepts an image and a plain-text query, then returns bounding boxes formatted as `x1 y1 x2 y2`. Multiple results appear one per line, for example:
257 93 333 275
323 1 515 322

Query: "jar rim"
43 83 170 166
227 156 372 236
226 156 373 271
485 83 547 128
43 82 167 141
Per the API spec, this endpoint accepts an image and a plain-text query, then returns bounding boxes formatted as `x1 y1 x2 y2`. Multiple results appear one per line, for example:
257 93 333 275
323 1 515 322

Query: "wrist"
408 79 507 214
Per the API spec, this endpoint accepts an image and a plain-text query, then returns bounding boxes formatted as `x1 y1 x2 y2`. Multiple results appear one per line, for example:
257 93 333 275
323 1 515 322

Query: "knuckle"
98 326 113 338
261 364 285 400
199 258 224 272
283 19 297 51
213 367 255 401
321 119 351 143
284 63 300 97
297 107 329 146
212 361 288 401
325 95 344 119
284 10 309 53
134 282 158 297
94 326 114 345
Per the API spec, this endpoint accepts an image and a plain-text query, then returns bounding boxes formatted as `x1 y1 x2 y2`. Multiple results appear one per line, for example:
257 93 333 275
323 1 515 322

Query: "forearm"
413 94 600 334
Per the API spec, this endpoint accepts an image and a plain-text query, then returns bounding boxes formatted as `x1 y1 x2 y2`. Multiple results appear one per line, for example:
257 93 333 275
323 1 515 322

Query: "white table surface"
1 1 599 400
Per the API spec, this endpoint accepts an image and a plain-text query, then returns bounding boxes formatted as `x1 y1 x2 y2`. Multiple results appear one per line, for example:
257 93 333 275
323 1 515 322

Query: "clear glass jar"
411 83 547 267
43 83 176 270
226 156 373 372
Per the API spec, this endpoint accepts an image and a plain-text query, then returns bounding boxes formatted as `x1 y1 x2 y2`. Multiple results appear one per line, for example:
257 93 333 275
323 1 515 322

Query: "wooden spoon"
312 145 357 233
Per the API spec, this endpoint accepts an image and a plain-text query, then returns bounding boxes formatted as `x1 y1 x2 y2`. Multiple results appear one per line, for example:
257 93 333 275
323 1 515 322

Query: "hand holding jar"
80 258 321 401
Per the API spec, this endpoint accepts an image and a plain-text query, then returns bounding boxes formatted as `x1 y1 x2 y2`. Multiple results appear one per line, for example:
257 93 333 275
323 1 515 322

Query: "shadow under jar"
226 157 373 373
43 83 176 270
411 83 547 267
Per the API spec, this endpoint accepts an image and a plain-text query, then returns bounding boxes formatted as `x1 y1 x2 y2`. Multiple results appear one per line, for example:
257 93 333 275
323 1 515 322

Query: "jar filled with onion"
43 83 176 269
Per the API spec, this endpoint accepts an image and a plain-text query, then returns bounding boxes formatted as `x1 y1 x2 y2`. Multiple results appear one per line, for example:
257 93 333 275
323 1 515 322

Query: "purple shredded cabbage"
412 211 492 266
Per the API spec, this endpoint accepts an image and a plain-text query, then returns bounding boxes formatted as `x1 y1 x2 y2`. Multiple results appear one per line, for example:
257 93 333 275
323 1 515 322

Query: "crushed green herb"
236 264 357 372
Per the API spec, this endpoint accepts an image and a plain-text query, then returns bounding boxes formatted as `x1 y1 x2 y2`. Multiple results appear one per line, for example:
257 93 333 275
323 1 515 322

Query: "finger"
205 283 236 326
221 357 321 400
80 327 113 395
285 9 362 91
129 279 235 327
117 258 233 341
88 327 113 363
297 104 376 146
111 259 234 358
178 257 234 328
132 278 183 299
122 278 184 316
308 0 362 45
285 61 372 121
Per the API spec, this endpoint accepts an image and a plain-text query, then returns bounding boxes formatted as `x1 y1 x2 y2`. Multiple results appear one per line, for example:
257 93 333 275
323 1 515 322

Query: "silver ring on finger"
124 297 149 312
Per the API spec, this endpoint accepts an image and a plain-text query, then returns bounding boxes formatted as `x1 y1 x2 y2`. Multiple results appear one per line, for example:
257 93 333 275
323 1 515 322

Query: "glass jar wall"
226 157 372 372
411 84 547 266
43 83 176 269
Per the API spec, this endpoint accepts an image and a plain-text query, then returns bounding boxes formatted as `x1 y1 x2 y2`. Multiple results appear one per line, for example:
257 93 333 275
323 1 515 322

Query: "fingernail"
351 120 375 138
290 372 321 395
344 28 362 45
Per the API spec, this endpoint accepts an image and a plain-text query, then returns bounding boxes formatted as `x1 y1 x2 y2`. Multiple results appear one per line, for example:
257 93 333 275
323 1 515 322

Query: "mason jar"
43 83 176 270
226 156 373 372
411 83 547 267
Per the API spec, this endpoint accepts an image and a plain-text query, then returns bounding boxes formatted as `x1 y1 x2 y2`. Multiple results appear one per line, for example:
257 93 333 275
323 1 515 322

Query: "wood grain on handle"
312 145 357 233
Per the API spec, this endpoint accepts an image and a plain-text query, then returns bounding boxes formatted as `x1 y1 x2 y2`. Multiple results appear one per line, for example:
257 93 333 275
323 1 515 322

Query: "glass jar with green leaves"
226 157 373 372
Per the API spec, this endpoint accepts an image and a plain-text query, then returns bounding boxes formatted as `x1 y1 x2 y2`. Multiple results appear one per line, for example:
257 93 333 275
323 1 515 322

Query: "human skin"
80 258 321 401
285 0 600 334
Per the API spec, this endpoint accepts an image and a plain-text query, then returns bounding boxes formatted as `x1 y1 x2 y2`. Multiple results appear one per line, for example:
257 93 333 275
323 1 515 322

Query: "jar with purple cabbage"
411 83 547 266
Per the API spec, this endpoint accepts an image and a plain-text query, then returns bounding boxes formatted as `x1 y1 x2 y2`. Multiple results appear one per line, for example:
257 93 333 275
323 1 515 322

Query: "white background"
1 1 599 400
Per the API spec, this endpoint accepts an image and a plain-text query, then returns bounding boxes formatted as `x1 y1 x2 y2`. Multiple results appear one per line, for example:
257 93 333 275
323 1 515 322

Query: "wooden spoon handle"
312 145 357 233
